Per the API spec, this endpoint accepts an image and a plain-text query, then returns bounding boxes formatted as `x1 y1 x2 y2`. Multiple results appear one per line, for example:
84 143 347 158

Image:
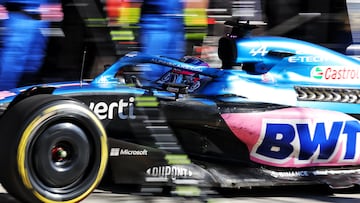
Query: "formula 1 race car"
1 21 360 202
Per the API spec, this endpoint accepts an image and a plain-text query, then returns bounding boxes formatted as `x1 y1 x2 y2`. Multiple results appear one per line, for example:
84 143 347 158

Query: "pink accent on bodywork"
0 91 16 99
221 107 359 168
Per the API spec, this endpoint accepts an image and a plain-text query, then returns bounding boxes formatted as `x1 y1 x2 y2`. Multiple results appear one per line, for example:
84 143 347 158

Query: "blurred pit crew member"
0 0 62 90
139 0 185 83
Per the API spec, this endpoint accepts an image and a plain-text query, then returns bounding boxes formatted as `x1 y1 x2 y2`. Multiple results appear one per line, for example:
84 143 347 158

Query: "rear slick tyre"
0 94 108 203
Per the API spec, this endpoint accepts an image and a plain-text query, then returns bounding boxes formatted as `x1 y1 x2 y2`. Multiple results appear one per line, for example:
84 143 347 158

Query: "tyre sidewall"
0 95 108 203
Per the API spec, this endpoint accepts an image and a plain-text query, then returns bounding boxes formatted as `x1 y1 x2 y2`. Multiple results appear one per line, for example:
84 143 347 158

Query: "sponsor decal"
151 58 202 72
261 73 275 83
310 66 360 81
221 108 360 167
146 166 193 180
288 56 327 63
110 148 148 156
265 170 311 178
250 46 268 56
266 168 360 179
253 119 360 166
89 97 136 120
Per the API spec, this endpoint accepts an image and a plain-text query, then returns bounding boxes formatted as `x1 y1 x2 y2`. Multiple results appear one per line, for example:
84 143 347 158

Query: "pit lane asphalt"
1 184 359 203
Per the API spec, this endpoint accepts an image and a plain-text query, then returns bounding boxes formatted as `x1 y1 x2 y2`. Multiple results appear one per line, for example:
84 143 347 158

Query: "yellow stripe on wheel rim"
17 103 108 203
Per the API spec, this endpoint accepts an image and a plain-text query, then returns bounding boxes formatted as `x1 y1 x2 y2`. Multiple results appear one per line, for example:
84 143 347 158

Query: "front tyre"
0 95 108 203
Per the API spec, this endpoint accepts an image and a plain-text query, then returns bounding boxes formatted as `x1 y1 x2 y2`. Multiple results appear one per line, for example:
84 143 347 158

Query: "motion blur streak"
0 1 62 90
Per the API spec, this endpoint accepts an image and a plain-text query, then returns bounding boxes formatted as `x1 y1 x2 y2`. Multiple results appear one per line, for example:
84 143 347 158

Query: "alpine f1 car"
1 21 360 202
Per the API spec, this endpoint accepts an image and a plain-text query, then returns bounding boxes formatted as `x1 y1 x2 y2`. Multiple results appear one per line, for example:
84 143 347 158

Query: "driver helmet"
180 56 210 67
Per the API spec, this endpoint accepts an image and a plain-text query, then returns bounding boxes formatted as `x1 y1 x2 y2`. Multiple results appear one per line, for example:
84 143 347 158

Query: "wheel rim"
33 122 91 188
24 113 104 201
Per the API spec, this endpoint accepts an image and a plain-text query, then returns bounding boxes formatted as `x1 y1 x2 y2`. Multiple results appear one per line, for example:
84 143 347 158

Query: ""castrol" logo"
311 66 360 81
